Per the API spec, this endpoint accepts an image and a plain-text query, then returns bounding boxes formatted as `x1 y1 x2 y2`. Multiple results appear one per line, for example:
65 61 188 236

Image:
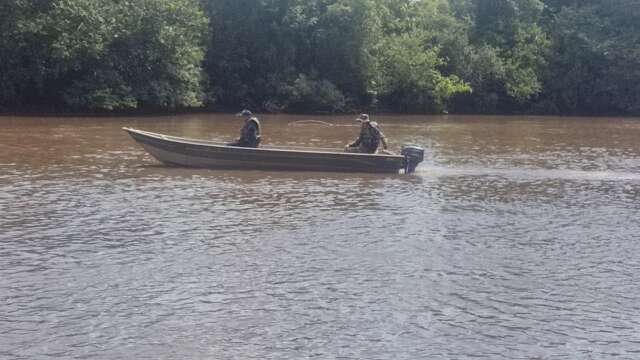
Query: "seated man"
228 109 261 148
345 114 388 154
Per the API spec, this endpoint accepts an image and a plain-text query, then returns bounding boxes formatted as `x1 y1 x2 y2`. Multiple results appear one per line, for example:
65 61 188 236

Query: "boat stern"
401 145 425 173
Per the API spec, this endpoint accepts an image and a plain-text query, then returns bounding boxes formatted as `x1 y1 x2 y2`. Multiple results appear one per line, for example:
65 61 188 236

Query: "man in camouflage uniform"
345 114 388 154
228 109 261 148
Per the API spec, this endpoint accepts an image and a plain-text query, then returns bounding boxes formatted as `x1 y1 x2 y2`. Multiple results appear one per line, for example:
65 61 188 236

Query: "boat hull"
124 128 406 173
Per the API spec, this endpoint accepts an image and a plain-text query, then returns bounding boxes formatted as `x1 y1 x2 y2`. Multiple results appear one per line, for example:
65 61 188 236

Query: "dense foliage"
0 0 207 111
1 0 638 115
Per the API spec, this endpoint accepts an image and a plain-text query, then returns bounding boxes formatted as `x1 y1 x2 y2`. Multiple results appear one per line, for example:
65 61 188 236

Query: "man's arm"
380 132 388 149
373 126 388 149
348 136 362 147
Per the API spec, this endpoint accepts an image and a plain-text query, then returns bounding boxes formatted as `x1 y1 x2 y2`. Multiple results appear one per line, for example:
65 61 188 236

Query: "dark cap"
237 109 253 117
356 113 370 122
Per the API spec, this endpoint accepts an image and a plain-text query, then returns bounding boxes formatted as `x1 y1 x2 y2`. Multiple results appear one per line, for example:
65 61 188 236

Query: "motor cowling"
401 145 424 174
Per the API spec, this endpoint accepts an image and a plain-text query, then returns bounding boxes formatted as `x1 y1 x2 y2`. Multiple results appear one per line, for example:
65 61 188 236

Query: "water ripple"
2 115 640 358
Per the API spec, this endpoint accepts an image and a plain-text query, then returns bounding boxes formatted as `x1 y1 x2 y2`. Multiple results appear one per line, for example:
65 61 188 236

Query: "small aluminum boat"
123 127 423 174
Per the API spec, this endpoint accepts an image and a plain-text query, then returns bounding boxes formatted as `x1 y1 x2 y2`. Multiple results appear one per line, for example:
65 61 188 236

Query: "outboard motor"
401 145 425 174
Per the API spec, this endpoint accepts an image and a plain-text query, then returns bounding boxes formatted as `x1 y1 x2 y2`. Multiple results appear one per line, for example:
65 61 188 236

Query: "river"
1 114 640 359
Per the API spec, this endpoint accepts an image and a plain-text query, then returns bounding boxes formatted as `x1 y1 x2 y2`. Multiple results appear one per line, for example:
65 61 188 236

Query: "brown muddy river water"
1 114 640 359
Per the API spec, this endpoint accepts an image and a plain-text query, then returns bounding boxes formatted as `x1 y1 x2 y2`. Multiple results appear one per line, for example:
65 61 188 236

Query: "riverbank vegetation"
1 0 638 115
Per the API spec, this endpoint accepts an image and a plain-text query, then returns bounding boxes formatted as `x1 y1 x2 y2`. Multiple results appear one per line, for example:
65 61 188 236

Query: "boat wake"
416 165 640 181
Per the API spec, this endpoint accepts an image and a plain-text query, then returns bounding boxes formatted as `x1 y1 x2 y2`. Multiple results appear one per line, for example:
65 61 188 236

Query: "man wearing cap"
345 114 388 154
228 109 261 148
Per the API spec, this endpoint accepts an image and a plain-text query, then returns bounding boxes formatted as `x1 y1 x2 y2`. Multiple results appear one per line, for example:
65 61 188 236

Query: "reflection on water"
1 114 640 359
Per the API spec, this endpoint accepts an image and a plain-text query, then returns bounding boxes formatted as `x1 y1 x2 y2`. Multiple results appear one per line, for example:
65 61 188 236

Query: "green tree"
449 0 550 113
0 0 208 111
202 0 378 112
2 0 639 115
371 0 470 112
539 1 640 114
46 0 208 110
0 1 23 109
0 1 52 110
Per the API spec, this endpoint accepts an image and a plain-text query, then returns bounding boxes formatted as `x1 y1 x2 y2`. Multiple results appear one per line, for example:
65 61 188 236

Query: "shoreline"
0 108 638 119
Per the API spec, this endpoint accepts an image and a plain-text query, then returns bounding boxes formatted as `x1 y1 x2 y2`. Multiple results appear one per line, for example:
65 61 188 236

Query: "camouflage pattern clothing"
346 121 388 154
229 117 261 148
